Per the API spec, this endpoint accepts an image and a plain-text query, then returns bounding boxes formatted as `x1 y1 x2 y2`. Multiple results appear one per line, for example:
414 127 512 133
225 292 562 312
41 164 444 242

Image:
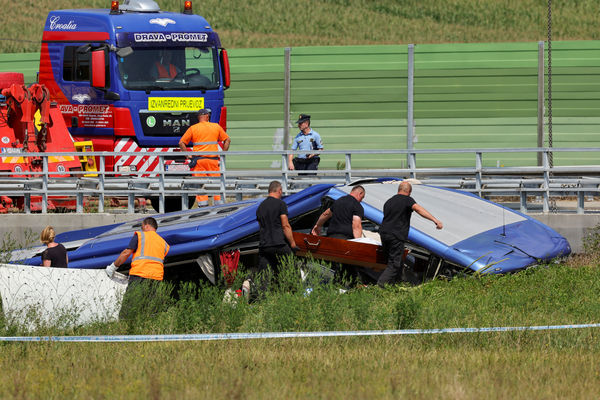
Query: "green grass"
1 260 599 335
52 263 600 336
1 261 600 398
0 229 37 264
1 0 599 53
2 337 600 399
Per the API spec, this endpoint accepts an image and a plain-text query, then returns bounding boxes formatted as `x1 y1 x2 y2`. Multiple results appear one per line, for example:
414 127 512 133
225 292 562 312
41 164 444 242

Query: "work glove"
105 262 117 278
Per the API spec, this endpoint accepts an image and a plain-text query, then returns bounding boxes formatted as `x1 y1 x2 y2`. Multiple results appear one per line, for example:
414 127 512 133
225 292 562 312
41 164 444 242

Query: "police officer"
287 114 323 172
105 217 170 319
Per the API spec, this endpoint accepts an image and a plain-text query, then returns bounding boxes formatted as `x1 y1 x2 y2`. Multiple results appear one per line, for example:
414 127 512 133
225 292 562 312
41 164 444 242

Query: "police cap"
295 114 311 124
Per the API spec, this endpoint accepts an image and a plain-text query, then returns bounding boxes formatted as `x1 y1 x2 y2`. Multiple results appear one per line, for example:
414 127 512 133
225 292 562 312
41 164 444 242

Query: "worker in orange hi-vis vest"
105 217 170 320
152 49 180 80
106 216 170 281
178 108 231 206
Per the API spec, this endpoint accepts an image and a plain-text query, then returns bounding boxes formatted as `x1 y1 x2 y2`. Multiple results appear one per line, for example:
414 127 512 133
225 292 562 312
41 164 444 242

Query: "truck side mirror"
77 44 92 54
116 46 133 58
220 49 230 89
104 91 120 101
91 49 106 88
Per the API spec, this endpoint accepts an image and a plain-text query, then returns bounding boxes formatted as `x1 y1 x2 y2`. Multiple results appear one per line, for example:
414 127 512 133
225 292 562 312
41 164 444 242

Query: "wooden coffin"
292 232 388 271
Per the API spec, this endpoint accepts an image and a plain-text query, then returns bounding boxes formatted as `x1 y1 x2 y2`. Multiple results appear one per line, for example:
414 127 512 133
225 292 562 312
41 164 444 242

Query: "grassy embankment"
1 228 600 399
1 252 600 398
1 0 600 397
1 0 599 53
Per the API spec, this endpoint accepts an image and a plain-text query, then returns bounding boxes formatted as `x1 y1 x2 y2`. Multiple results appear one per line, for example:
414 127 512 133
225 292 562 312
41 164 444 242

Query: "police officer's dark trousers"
292 157 320 171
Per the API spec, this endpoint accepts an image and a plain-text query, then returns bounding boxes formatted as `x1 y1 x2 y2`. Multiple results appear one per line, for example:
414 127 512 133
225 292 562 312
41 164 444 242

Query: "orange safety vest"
155 62 177 79
129 231 170 281
180 122 229 154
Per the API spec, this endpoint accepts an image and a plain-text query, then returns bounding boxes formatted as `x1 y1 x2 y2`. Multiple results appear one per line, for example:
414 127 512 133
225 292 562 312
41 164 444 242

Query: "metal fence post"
542 150 550 213
537 41 545 166
345 153 352 184
24 191 31 214
219 154 227 202
407 44 415 168
283 47 292 151
158 155 165 214
76 193 83 213
520 190 528 214
42 156 48 214
182 157 190 210
282 152 289 194
408 151 417 179
577 189 584 215
98 155 105 213
127 191 135 214
475 152 482 198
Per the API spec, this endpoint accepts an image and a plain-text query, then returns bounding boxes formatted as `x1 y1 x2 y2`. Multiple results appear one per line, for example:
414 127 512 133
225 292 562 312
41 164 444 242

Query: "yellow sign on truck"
148 97 205 111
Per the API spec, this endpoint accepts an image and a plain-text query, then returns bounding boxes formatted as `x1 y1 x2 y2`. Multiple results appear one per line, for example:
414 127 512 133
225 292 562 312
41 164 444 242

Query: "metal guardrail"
1 147 600 214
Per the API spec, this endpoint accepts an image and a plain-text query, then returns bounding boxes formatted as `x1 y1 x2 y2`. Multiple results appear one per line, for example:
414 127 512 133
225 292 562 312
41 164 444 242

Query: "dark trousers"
377 236 407 287
258 244 293 275
255 244 293 293
293 157 320 171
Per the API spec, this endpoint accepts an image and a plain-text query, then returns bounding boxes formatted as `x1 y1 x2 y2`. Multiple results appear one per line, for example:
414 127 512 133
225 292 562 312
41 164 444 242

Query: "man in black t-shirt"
377 181 443 287
256 181 299 282
311 185 365 239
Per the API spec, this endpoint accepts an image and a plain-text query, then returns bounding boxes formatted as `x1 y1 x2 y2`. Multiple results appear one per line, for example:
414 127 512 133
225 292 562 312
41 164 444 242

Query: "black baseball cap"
198 108 212 115
295 114 311 124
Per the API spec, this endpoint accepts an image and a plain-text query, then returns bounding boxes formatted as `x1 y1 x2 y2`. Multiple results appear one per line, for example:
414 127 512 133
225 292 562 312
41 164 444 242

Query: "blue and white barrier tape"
1 323 599 342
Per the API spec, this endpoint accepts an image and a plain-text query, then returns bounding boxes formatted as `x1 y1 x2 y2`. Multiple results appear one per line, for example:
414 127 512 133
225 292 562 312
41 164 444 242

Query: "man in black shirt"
256 181 299 281
377 181 443 287
311 185 365 239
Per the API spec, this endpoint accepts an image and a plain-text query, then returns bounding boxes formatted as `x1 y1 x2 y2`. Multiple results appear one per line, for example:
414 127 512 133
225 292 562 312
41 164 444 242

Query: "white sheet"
0 264 127 330
340 182 526 246
349 237 381 246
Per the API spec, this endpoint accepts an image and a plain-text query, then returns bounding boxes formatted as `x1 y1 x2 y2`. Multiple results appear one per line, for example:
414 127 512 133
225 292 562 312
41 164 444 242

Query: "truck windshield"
118 46 220 91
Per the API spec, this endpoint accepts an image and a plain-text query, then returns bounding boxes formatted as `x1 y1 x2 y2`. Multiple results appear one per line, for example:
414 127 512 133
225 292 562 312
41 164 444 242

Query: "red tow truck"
0 72 82 212
2 0 231 212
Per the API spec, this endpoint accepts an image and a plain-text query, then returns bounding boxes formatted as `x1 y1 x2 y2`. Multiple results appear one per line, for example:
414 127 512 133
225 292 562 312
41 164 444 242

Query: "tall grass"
1 254 600 396
1 258 599 337
1 0 599 53
0 230 37 264
0 329 599 398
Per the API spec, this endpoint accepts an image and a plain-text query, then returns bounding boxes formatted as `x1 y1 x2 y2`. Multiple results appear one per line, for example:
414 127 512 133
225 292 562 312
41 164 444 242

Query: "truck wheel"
150 196 195 213
0 72 24 89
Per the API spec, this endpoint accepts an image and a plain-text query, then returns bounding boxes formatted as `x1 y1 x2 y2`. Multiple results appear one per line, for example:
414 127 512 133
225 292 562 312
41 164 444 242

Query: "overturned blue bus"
18 179 571 284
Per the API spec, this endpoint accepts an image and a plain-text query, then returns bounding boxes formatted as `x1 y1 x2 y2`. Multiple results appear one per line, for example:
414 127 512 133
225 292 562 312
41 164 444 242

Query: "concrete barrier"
529 214 600 254
0 214 141 247
1 213 598 254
